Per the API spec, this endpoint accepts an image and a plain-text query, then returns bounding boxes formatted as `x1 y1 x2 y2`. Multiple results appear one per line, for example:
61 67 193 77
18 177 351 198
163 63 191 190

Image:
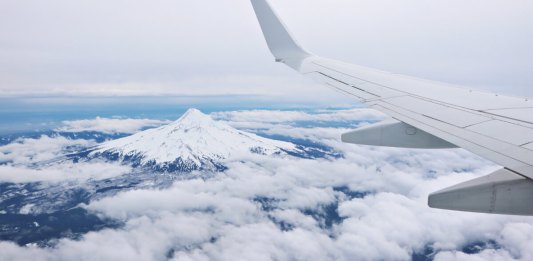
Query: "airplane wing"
250 0 533 215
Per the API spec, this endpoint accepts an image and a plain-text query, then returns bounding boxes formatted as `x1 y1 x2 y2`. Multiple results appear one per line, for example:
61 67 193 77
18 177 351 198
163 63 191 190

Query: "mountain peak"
87 108 299 172
179 108 208 120
173 108 212 126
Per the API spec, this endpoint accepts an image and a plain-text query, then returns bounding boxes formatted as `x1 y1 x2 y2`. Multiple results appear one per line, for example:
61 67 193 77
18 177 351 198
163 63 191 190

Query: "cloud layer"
1 108 533 261
0 136 130 183
0 0 531 97
57 117 169 134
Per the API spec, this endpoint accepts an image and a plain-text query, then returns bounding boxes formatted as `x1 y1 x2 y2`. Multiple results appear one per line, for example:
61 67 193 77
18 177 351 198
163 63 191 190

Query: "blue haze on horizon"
0 96 359 134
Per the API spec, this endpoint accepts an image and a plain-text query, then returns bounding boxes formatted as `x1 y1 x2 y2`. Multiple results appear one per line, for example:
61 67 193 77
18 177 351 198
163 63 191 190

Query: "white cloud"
2 148 514 260
1 110 533 260
0 162 130 184
57 117 169 134
19 204 35 215
434 250 514 261
433 222 533 260
0 135 130 183
0 136 94 164
212 108 386 124
212 108 387 144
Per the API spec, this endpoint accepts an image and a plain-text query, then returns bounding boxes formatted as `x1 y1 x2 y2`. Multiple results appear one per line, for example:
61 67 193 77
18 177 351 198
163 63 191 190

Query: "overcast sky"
0 0 532 99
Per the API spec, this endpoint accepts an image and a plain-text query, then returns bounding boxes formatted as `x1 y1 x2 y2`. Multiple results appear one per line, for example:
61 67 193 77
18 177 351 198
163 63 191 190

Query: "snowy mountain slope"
83 109 301 172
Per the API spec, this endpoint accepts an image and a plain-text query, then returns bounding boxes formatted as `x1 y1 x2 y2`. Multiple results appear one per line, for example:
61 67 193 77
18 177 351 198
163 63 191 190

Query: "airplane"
250 0 533 215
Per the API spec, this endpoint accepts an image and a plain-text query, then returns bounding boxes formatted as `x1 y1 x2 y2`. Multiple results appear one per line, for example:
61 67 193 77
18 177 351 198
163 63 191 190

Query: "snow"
91 109 298 166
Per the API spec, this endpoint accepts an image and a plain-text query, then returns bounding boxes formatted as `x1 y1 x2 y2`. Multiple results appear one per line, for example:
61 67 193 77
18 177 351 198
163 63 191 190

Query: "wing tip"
250 0 312 70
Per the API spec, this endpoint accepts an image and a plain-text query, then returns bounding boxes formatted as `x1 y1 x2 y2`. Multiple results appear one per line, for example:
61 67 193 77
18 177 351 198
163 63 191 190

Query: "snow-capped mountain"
79 109 301 172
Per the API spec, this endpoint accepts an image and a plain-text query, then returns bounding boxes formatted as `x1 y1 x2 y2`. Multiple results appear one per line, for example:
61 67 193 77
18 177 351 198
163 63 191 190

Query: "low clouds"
2 151 518 261
0 135 130 183
0 136 93 164
57 117 169 134
1 108 533 260
434 222 533 260
0 163 130 184
212 108 386 144
211 108 386 124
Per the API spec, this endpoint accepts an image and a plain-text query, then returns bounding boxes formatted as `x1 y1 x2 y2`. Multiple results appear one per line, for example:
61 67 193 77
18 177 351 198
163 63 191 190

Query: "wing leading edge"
250 0 533 215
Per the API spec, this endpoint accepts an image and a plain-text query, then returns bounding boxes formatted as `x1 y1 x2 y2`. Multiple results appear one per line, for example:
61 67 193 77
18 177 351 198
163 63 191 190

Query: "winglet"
250 0 311 70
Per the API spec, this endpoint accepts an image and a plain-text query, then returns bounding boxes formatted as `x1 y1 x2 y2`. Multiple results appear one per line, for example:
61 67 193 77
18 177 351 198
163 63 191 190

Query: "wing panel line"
372 102 533 179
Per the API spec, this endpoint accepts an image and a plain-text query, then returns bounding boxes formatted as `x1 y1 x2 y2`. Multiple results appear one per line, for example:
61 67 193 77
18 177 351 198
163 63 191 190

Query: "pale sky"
0 0 532 99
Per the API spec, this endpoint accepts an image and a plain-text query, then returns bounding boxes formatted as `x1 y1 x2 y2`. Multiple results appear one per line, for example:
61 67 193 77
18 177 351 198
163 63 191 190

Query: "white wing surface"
250 0 533 215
